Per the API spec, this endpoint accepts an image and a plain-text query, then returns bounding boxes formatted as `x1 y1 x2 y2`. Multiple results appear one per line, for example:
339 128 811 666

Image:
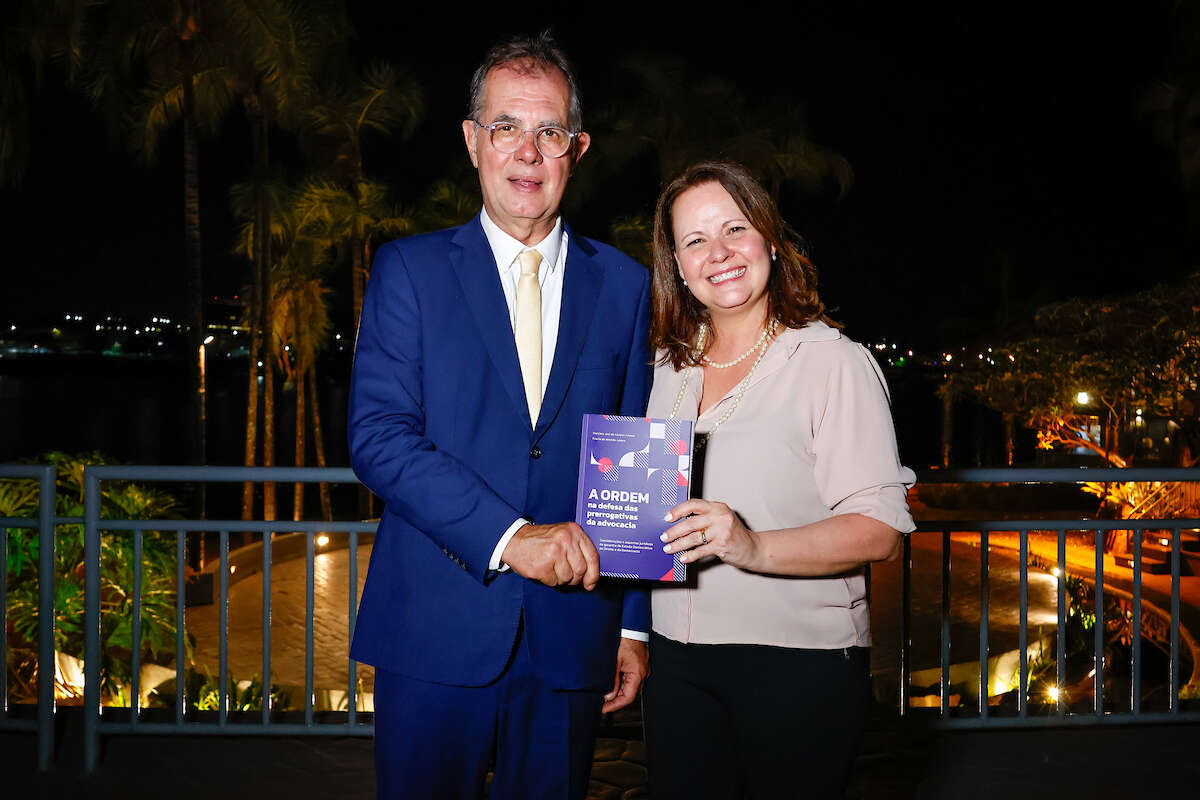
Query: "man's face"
462 64 590 245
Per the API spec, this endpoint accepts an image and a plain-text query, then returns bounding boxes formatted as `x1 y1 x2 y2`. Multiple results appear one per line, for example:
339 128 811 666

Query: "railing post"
1056 531 1066 716
978 530 989 718
1 493 7 727
37 465 55 771
83 467 101 773
940 529 951 717
899 533 911 716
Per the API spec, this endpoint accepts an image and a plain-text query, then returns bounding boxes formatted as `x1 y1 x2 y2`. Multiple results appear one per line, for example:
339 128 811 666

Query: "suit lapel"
449 216 532 428
537 226 602 436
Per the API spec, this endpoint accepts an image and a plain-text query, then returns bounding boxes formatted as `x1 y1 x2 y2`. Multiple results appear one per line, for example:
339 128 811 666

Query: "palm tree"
233 176 300 521
292 177 414 279
75 0 345 520
226 0 345 521
114 1 239 474
304 61 423 330
269 261 332 521
0 0 98 188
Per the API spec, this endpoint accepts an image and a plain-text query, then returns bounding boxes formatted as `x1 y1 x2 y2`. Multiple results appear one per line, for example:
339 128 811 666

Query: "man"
348 32 651 800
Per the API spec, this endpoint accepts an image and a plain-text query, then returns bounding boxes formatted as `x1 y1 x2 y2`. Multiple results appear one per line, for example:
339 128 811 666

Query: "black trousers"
643 632 870 800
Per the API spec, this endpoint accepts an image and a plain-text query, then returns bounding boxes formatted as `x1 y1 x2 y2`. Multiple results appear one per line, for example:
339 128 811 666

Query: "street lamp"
1076 391 1090 405
197 335 215 567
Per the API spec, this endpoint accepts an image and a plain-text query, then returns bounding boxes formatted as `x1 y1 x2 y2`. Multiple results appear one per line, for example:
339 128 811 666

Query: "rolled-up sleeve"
809 343 916 533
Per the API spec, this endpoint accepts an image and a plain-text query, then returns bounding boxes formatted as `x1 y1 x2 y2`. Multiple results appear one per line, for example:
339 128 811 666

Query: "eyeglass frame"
469 118 583 159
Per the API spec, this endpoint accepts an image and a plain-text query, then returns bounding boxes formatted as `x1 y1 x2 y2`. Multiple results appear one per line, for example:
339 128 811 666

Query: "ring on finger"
698 528 708 545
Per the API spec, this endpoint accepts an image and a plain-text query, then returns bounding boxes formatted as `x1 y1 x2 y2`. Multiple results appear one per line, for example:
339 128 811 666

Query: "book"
575 414 694 582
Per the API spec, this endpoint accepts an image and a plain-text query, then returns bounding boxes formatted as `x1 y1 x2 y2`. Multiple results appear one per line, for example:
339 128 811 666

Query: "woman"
643 161 916 799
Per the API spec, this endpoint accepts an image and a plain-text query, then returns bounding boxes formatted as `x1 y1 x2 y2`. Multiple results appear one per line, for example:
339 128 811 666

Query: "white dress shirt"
479 210 646 642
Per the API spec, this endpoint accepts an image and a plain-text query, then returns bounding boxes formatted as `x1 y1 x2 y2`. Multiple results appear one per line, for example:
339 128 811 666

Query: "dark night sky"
1 1 1187 349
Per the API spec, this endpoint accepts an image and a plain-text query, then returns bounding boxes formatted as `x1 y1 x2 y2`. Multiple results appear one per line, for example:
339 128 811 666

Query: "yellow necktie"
515 249 543 426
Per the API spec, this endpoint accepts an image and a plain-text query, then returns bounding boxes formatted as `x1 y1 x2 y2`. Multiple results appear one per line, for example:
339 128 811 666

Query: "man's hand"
501 522 600 590
602 638 648 714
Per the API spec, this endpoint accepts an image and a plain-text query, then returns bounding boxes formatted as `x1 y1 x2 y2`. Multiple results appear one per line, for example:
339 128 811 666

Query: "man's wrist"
490 518 530 572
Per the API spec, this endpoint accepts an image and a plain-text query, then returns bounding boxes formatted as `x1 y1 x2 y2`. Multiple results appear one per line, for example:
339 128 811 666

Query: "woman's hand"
661 498 760 570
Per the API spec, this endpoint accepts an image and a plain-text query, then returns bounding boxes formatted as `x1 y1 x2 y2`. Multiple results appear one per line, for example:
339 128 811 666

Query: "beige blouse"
648 321 916 649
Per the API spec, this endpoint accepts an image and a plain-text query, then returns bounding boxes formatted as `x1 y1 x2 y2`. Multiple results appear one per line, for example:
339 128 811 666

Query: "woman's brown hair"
650 160 836 370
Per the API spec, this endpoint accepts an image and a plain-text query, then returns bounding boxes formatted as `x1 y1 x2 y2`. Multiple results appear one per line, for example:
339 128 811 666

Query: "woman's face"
671 181 774 324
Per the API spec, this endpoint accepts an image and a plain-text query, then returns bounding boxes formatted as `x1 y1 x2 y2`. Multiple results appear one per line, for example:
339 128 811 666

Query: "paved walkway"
186 544 374 696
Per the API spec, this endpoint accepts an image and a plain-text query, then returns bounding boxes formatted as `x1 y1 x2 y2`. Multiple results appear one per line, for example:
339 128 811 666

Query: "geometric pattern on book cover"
588 416 692 503
581 415 692 582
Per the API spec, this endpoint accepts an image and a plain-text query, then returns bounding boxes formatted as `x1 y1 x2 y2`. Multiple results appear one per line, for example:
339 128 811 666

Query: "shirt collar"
480 208 564 278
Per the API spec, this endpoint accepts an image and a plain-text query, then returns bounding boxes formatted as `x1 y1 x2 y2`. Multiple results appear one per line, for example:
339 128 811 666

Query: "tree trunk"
242 290 260 521
354 237 373 520
1003 412 1016 467
309 369 333 522
181 33 206 551
181 51 204 472
253 107 275 525
263 353 276 522
293 364 307 522
352 240 366 338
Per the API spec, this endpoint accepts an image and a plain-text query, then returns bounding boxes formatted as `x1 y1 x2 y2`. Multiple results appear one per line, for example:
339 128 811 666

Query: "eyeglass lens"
489 124 572 158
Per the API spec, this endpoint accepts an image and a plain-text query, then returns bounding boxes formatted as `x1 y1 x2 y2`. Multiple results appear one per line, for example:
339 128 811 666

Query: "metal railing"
5 464 1200 774
907 467 1200 728
0 465 55 771
80 466 375 773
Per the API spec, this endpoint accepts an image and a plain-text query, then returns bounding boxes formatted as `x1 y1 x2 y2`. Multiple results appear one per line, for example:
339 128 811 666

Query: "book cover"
575 414 694 582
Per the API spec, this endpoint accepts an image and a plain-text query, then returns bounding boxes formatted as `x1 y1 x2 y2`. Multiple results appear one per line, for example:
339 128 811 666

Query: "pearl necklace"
700 323 773 368
669 320 779 436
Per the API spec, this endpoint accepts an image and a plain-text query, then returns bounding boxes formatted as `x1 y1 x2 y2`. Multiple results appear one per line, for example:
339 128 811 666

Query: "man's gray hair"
467 30 583 133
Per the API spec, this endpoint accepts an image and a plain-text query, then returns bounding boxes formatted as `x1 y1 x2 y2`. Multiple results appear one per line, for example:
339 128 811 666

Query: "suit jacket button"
529 445 542 459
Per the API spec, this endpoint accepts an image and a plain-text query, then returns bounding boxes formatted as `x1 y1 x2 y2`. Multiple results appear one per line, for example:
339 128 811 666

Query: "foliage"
304 60 424 182
586 54 853 199
412 175 480 233
185 666 292 712
943 272 1200 468
609 215 653 269
2 451 185 702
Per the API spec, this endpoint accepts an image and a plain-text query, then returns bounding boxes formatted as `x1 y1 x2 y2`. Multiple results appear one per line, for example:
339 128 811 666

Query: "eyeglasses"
471 120 580 159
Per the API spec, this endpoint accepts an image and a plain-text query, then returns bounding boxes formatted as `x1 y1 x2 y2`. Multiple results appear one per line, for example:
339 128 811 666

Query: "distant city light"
316 534 330 547
1047 686 1060 702
204 335 215 345
1076 392 1090 405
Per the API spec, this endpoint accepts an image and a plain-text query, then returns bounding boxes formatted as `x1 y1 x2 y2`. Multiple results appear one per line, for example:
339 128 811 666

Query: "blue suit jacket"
348 214 652 690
